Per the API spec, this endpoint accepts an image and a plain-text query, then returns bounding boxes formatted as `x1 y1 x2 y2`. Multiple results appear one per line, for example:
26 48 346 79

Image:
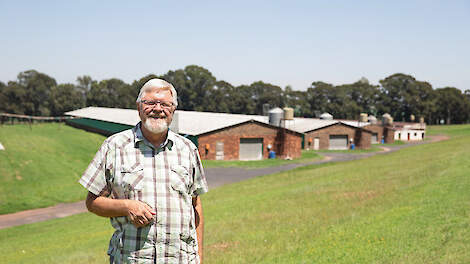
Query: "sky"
0 0 469 91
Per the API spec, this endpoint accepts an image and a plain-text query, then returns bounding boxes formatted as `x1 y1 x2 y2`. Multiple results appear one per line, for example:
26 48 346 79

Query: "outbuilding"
363 124 395 144
392 122 426 141
303 122 373 150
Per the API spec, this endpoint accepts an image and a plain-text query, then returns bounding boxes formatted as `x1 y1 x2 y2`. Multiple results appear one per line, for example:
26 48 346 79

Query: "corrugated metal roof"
172 110 268 135
65 107 370 136
65 107 140 126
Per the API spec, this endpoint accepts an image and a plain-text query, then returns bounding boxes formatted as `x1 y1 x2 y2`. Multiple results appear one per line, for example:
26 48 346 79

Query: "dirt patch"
427 135 450 143
336 190 380 201
209 241 239 251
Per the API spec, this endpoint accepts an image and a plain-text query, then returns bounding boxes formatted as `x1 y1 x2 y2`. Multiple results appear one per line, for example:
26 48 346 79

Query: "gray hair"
136 78 178 107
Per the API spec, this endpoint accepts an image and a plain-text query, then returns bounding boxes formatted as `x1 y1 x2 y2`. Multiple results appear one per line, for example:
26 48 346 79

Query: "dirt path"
0 135 448 229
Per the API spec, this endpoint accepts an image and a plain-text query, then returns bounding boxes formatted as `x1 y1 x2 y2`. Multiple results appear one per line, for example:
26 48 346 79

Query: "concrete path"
0 136 447 229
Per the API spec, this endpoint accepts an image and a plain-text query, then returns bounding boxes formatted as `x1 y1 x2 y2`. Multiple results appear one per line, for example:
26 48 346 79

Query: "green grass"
1 124 469 263
382 140 406 146
202 150 322 168
0 123 105 214
0 212 113 264
314 145 383 153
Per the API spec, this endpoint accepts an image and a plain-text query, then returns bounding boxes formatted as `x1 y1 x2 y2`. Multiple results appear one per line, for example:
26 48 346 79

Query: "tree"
50 83 85 115
248 81 284 115
160 65 217 111
379 73 436 122
76 75 95 105
86 78 130 108
17 70 57 116
434 87 470 124
305 82 336 117
0 81 28 114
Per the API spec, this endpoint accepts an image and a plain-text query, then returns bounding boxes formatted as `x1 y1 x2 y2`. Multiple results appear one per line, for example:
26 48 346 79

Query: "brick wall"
197 122 302 160
383 126 395 143
304 123 372 150
364 124 395 144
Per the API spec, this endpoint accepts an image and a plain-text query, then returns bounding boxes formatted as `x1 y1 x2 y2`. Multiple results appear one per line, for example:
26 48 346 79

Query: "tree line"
0 66 469 124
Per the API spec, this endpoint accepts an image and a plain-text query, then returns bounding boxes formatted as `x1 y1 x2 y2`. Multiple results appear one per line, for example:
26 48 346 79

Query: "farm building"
363 124 396 144
392 122 426 141
65 107 302 160
297 120 373 150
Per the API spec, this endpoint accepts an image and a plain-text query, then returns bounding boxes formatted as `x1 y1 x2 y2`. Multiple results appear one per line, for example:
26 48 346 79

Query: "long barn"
65 107 413 160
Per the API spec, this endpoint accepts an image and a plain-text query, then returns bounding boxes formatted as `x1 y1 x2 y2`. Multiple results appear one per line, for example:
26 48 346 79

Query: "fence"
0 113 76 126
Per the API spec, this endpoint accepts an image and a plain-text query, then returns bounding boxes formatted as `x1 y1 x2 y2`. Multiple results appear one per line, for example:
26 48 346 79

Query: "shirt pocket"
170 165 192 199
120 167 144 200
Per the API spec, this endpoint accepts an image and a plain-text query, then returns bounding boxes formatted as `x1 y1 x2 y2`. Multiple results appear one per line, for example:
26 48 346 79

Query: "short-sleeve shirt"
79 123 208 264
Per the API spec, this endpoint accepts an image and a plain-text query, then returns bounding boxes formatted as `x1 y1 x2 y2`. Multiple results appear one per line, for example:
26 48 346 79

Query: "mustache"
147 115 166 119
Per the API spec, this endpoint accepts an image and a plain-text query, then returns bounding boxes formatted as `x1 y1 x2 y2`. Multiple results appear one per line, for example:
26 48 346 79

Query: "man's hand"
125 200 156 227
86 192 156 227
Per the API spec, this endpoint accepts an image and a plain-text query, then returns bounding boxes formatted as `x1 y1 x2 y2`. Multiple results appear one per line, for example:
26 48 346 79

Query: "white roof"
283 118 337 133
172 110 268 135
65 107 370 135
65 107 140 126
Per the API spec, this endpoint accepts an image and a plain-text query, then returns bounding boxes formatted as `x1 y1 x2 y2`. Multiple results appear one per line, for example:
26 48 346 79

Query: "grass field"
0 123 105 214
1 124 469 263
202 150 322 168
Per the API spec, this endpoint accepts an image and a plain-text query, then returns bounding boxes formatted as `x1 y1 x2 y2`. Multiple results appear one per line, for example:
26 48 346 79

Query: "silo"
283 107 294 120
359 113 368 122
382 113 393 125
368 115 377 124
269 108 283 126
320 112 333 120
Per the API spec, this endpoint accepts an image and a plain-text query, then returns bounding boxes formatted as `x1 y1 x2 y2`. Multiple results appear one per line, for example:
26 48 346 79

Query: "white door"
215 141 224 160
313 137 320 150
371 133 378 144
239 138 263 160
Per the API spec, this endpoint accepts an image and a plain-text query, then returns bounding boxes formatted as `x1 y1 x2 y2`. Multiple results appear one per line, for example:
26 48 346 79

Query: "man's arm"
192 196 204 263
86 192 155 227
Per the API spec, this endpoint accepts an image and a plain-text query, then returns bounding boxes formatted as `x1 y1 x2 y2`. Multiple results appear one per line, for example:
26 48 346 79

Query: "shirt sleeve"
78 139 112 196
190 148 208 197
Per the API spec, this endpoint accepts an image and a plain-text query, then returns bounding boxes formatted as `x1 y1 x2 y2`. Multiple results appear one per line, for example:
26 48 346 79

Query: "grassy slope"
0 123 105 214
1 125 469 263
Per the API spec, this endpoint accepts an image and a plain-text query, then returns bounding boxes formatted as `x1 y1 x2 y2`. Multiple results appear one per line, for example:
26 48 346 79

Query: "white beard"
143 117 168 134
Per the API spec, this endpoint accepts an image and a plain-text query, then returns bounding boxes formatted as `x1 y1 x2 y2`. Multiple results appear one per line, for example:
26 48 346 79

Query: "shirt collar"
133 122 174 151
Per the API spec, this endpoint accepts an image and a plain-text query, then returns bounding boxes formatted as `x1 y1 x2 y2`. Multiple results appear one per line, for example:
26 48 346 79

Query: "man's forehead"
142 88 172 99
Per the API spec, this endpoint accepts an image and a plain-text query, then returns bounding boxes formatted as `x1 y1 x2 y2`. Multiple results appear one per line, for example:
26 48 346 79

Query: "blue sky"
1 0 469 91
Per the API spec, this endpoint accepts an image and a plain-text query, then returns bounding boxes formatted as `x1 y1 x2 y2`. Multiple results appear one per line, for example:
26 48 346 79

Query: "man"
79 79 208 263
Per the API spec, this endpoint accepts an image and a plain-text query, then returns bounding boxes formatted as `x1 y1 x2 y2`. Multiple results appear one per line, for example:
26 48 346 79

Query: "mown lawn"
202 150 322 168
1 124 469 263
0 123 105 214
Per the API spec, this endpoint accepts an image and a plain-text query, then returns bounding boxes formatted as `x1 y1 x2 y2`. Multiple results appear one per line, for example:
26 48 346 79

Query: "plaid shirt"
79 123 208 264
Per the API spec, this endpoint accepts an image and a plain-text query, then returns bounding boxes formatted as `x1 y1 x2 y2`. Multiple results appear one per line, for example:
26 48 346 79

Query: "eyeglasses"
140 100 174 109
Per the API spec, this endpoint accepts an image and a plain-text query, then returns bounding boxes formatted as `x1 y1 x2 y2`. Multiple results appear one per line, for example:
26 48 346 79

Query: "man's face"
137 88 175 134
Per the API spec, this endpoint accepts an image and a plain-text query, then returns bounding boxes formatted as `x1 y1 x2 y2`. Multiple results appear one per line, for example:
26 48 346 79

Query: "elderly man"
79 79 208 263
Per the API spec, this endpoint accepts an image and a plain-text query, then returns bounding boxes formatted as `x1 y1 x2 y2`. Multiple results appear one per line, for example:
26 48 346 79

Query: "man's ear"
136 102 141 112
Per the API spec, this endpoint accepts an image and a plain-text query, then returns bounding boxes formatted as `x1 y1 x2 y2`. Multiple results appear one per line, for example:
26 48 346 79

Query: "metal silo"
359 113 368 122
320 112 333 120
269 108 283 126
368 115 377 124
382 113 393 125
283 107 294 120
